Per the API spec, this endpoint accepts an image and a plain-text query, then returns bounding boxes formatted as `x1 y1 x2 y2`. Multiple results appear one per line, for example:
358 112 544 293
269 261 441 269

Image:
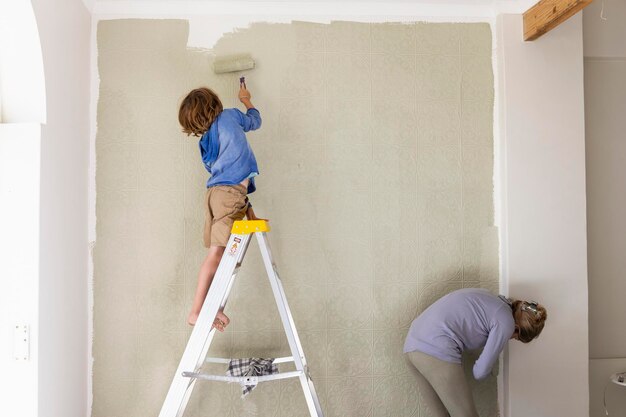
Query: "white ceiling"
95 0 494 3
86 0 537 17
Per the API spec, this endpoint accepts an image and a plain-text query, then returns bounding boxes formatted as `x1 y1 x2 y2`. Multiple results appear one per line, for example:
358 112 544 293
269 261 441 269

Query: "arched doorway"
0 2 46 416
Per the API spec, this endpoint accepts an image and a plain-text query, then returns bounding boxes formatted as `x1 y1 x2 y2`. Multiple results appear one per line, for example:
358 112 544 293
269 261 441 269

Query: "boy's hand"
239 78 254 109
246 206 268 222
239 84 252 104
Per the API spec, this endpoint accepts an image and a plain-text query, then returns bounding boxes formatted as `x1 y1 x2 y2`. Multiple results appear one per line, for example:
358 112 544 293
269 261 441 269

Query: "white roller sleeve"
213 54 255 74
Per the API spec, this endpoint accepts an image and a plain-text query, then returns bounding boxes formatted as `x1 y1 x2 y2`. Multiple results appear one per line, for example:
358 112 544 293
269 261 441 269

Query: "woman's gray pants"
405 350 479 417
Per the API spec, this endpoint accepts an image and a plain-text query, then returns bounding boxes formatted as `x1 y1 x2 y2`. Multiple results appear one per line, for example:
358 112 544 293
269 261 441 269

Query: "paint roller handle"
239 76 247 89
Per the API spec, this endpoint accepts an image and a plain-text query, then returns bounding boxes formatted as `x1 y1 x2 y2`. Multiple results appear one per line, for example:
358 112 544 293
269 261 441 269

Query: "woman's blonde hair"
178 87 223 137
511 300 547 343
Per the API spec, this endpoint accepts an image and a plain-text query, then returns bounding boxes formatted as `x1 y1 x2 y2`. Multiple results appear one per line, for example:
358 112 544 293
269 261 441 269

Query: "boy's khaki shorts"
203 184 249 248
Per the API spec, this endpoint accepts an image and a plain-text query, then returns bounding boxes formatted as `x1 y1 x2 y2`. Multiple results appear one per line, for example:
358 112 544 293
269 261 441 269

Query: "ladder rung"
205 356 295 365
182 370 303 384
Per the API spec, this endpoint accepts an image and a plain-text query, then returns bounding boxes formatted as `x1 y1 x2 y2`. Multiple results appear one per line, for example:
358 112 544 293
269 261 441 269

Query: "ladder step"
205 356 295 365
231 219 270 235
182 370 303 384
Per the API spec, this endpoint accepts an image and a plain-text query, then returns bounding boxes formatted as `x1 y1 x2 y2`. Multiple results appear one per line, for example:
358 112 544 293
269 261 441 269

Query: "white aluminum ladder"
158 220 325 417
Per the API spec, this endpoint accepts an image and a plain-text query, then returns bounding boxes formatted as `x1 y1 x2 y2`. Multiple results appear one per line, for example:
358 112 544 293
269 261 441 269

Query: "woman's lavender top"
404 288 515 380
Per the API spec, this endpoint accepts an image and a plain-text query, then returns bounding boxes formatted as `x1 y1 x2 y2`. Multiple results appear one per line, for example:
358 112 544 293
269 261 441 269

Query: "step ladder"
158 220 325 417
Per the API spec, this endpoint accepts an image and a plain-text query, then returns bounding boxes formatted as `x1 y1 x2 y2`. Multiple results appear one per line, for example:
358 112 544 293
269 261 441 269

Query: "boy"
178 81 262 331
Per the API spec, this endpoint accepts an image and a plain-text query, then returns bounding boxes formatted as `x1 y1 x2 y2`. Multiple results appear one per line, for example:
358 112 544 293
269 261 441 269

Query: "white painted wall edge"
87 12 99 417
493 14 508 417
0 122 41 417
494 15 514 415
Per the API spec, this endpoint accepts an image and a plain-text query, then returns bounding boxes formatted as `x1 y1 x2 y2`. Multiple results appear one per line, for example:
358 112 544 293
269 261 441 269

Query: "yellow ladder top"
231 220 270 235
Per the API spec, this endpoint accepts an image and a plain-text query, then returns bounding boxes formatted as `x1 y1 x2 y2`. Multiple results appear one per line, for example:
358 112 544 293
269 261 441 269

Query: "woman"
404 288 547 417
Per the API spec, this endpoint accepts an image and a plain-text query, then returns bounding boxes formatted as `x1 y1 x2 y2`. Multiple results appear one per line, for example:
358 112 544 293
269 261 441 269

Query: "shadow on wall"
93 19 496 417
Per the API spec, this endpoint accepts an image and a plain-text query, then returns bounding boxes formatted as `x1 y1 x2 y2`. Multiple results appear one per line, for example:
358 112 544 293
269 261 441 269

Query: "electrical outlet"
13 324 29 361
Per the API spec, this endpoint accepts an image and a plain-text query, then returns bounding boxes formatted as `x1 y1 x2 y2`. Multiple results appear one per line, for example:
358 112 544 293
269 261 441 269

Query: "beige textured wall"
93 19 497 417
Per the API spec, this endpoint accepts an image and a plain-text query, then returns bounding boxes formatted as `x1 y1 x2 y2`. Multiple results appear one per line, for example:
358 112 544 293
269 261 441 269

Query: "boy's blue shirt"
199 107 261 194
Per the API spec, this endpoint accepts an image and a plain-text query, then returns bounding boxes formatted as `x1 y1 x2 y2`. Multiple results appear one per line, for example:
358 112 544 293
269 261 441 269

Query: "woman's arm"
473 322 513 380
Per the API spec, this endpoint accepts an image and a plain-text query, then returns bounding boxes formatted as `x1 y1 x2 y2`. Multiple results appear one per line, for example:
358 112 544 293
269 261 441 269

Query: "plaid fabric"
227 358 278 396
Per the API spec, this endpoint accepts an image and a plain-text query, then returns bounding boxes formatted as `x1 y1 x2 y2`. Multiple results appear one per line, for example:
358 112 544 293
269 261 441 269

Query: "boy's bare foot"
212 310 230 332
187 312 199 326
187 310 230 331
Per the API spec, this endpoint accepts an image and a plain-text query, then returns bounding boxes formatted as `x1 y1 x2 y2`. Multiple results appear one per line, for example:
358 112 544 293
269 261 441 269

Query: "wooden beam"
523 0 594 41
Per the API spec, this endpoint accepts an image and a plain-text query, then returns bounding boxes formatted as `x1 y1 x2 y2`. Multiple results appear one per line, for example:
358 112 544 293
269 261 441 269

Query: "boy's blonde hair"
511 300 547 343
179 87 223 137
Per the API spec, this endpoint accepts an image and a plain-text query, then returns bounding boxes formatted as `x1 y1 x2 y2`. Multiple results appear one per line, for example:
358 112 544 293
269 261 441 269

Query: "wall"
30 0 92 416
583 1 626 415
0 1 46 123
497 13 588 417
0 123 41 417
0 3 46 416
93 19 498 417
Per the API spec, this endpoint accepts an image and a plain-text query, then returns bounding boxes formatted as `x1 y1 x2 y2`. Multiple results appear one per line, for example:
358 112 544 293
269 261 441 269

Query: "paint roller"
213 53 255 88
